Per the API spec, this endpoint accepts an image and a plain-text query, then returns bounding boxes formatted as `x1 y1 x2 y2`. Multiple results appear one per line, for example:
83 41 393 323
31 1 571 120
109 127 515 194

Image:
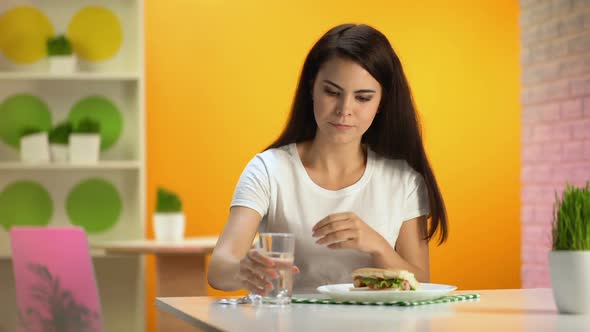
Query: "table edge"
155 298 225 332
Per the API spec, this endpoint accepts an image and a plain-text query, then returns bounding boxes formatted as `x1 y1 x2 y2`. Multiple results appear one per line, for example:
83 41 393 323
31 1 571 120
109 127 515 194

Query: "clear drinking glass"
257 232 295 305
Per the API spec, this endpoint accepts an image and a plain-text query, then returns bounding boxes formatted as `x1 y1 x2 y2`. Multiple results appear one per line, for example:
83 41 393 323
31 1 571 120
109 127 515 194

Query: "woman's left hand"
312 212 387 255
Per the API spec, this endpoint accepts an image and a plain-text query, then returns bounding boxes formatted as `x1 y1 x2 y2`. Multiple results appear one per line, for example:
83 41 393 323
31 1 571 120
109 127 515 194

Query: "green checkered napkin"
292 293 480 306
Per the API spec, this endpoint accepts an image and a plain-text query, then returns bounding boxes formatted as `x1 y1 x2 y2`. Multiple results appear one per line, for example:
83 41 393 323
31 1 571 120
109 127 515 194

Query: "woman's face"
311 57 382 145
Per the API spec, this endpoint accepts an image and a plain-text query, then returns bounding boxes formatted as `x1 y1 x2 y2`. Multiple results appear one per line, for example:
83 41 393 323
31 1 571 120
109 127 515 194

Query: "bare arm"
207 206 262 291
371 216 430 282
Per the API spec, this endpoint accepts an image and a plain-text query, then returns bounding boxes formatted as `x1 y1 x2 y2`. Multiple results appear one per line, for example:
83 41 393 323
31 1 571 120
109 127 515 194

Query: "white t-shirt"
231 143 430 293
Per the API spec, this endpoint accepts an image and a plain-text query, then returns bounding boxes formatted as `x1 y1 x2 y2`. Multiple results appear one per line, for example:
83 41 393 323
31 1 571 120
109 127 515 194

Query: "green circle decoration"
68 96 123 151
0 94 52 148
0 181 53 230
66 178 122 233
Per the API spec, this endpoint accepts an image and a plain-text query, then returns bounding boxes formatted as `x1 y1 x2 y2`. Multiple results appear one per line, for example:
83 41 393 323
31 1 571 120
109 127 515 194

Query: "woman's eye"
324 88 340 96
357 96 372 102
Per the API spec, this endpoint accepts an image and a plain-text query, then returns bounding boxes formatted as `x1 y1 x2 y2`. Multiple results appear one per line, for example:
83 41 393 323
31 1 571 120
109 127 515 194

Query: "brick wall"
520 0 590 288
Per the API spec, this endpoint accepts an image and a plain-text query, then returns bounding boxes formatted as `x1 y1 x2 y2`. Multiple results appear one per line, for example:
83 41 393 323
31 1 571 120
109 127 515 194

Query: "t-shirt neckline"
289 143 375 197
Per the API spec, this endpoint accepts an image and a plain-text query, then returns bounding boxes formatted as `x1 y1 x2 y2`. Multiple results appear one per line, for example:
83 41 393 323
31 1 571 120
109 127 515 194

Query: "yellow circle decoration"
67 6 123 62
0 6 54 64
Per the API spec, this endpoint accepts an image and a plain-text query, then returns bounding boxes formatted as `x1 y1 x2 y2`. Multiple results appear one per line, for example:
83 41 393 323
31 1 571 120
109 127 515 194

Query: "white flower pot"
69 134 100 164
50 143 69 162
154 213 185 242
49 55 77 74
549 251 590 314
20 133 50 163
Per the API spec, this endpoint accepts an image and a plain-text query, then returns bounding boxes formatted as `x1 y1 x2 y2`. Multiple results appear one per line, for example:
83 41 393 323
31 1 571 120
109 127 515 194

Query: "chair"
10 227 103 332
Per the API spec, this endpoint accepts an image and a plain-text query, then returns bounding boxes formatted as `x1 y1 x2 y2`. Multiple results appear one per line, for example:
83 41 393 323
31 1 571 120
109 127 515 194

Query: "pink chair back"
10 227 103 332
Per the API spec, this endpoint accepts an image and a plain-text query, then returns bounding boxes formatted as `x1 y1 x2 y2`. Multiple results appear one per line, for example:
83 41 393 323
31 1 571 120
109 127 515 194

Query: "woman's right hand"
237 249 299 295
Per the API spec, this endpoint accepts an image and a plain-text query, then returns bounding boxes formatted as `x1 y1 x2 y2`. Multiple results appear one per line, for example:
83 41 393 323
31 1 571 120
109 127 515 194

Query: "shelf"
0 72 140 81
0 161 141 170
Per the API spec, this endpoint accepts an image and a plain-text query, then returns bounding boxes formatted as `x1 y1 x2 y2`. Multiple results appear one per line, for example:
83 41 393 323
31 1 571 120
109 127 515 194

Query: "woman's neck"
299 138 366 176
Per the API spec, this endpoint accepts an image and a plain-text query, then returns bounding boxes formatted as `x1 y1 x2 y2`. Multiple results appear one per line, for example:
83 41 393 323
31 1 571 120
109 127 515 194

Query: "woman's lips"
330 123 354 130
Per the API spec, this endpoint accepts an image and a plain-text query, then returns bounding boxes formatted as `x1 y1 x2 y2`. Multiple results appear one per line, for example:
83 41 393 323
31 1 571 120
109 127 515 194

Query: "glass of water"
257 232 295 305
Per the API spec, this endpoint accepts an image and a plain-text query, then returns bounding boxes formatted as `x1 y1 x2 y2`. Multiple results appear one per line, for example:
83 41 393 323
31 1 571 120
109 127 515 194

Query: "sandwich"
351 268 421 291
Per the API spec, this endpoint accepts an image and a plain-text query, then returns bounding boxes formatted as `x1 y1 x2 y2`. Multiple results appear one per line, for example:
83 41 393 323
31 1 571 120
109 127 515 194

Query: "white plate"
317 283 457 302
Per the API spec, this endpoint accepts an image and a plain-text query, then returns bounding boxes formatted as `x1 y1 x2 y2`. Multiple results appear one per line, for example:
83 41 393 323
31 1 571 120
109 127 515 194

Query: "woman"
208 23 448 294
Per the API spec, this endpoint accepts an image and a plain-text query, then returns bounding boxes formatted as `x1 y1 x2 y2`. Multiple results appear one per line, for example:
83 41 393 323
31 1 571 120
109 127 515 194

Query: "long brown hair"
266 24 448 244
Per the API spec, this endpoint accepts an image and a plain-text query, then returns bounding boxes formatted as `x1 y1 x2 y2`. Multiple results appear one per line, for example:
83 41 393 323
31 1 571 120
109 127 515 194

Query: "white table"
155 289 590 331
91 237 218 331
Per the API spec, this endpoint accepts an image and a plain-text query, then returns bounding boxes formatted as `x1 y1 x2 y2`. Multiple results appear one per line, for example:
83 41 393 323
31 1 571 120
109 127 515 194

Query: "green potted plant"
69 117 101 164
48 121 72 162
47 34 76 73
154 187 185 242
549 182 590 314
19 127 50 163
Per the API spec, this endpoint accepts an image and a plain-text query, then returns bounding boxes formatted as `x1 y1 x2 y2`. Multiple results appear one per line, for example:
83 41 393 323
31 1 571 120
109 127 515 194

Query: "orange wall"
145 0 521 330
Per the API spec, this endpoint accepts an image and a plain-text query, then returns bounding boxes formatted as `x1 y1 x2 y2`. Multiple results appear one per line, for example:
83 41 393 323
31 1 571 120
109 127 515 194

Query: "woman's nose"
336 96 353 116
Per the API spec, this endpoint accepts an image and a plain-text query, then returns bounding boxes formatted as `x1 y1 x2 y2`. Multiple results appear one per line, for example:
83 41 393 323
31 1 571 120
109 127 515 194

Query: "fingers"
312 212 353 232
238 262 274 295
242 255 279 280
247 249 275 268
243 281 267 295
327 239 357 250
239 272 273 295
240 248 296 295
312 219 353 239
315 229 358 246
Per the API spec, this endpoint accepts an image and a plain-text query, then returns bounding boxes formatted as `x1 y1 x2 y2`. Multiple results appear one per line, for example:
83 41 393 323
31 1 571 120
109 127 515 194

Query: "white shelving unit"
0 161 142 170
0 1 146 331
0 72 140 80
